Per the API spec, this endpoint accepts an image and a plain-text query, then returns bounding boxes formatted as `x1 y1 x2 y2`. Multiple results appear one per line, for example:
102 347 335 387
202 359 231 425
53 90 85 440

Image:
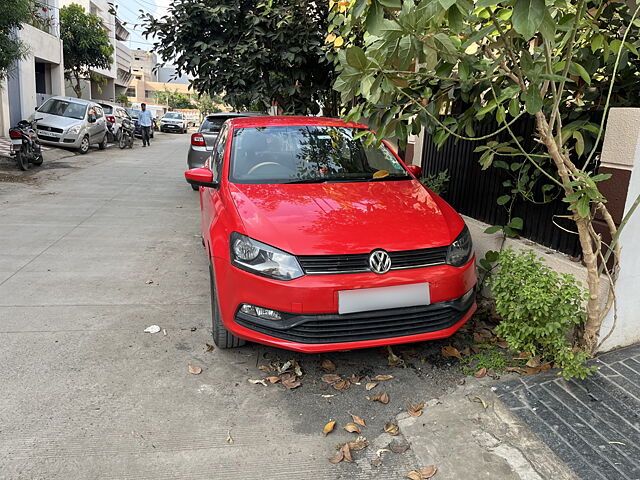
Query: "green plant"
116 92 131 107
0 0 33 83
490 248 594 379
60 3 114 98
460 347 507 375
328 0 640 352
420 169 449 195
154 88 195 109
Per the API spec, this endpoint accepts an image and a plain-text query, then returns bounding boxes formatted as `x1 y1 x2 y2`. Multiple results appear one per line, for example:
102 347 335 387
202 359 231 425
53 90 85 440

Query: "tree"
116 92 131 107
141 0 336 114
194 92 226 116
60 3 114 98
0 0 33 83
330 0 640 354
154 88 195 109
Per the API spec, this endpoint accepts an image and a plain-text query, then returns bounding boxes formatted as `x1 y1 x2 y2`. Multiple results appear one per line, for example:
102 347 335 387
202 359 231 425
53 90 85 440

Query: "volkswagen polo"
185 116 476 352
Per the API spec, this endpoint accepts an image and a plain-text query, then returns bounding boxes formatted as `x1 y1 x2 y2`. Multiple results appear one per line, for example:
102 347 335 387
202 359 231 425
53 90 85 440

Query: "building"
60 0 118 101
157 66 189 85
115 18 132 98
131 49 158 83
0 0 65 135
127 79 193 106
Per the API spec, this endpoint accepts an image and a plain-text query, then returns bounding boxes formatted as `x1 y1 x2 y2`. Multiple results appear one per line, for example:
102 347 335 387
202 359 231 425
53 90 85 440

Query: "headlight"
67 125 81 135
230 232 304 281
446 225 473 267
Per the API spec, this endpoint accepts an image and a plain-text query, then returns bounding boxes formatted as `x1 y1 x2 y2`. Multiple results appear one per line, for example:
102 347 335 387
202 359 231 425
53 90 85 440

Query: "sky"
114 0 171 53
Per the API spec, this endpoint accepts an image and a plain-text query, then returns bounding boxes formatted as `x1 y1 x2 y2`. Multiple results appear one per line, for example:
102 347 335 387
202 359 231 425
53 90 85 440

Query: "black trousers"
141 126 151 145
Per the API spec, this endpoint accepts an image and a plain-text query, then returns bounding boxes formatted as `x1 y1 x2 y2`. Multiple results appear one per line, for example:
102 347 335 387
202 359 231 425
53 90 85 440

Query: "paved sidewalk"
495 344 640 480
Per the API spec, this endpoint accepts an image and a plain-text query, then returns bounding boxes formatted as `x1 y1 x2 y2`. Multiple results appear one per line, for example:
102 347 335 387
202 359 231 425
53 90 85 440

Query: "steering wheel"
247 161 284 175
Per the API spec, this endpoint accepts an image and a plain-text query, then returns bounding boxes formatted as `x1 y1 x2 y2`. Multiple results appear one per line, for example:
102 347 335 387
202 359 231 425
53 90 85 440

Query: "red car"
185 116 476 352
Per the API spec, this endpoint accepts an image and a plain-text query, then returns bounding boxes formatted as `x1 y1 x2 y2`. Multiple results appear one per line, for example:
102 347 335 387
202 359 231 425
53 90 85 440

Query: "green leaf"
345 47 369 70
438 0 456 9
523 88 543 114
539 8 555 41
484 225 503 234
497 195 511 206
508 217 524 230
378 0 402 7
591 33 604 53
496 105 506 124
512 0 545 39
590 173 612 182
447 5 463 33
569 62 591 85
475 0 497 8
366 2 384 35
508 98 520 117
573 131 584 157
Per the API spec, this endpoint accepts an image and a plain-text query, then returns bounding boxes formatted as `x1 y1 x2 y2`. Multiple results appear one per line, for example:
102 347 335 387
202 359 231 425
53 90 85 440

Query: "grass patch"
460 346 508 375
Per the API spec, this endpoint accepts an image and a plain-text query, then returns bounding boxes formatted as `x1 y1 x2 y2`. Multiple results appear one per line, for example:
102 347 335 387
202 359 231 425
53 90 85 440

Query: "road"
0 134 467 479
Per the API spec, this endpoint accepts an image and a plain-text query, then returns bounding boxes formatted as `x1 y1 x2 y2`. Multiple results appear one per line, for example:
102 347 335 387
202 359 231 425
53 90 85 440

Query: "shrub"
420 169 449 195
490 248 595 379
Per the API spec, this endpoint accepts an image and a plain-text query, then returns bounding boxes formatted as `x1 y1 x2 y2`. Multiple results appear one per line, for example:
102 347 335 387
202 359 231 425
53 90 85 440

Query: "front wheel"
16 151 30 171
98 134 107 150
78 135 90 154
210 265 245 349
118 132 126 149
32 151 43 166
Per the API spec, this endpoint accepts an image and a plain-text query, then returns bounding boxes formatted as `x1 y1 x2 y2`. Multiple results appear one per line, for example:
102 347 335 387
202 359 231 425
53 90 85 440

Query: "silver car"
159 111 188 133
33 97 108 154
187 113 263 174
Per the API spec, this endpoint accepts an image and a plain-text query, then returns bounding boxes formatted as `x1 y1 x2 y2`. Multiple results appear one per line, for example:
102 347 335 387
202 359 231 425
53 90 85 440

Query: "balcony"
28 2 59 37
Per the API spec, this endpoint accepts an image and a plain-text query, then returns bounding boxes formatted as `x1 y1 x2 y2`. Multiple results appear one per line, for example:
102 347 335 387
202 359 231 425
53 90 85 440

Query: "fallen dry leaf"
505 366 524 373
350 413 366 427
205 343 214 352
258 364 271 374
474 367 487 378
407 471 422 480
321 359 337 372
390 443 410 453
420 465 437 478
280 373 302 389
384 422 399 435
461 347 471 356
348 435 368 451
266 376 281 384
376 448 392 457
188 364 202 375
248 378 267 386
408 402 425 417
515 351 532 360
372 374 394 381
328 448 343 464
371 392 390 404
321 374 342 384
496 341 509 349
344 422 361 433
323 420 336 436
523 367 542 375
341 443 353 462
365 382 378 391
333 379 351 391
226 429 233 444
441 345 462 360
526 356 541 368
471 395 489 409
541 362 552 371
387 346 404 367
349 373 360 384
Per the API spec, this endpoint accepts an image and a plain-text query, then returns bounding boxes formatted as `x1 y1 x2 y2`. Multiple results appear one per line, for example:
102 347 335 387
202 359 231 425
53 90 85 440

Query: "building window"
126 87 136 97
145 90 152 98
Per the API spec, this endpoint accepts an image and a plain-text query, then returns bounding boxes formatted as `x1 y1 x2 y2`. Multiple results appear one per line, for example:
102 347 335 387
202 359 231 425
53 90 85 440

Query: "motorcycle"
118 117 134 149
9 119 43 171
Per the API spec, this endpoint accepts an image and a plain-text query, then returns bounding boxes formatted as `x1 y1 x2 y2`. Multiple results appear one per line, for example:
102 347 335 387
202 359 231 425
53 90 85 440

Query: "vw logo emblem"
369 249 391 274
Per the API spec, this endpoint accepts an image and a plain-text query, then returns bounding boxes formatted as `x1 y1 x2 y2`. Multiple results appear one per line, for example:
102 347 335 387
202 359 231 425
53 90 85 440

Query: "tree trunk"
73 71 82 98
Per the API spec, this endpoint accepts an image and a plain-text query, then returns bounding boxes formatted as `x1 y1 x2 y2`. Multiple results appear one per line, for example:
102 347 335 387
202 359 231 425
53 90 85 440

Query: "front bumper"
214 254 476 352
37 133 81 148
161 123 184 131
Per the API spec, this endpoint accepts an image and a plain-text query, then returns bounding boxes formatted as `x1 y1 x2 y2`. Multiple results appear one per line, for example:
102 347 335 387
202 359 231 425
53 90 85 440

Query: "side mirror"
185 167 219 189
406 165 422 178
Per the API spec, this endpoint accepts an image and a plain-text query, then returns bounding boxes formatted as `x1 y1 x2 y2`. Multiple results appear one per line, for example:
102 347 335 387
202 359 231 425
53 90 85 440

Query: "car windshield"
128 109 140 120
100 104 113 114
164 112 182 119
200 117 230 133
39 99 87 120
230 126 410 184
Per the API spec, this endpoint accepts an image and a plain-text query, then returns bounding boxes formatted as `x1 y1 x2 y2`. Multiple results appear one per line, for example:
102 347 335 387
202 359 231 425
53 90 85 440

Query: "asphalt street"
0 133 474 479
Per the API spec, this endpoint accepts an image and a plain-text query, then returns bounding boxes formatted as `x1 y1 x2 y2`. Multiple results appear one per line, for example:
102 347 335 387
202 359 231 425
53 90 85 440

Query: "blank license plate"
338 283 430 315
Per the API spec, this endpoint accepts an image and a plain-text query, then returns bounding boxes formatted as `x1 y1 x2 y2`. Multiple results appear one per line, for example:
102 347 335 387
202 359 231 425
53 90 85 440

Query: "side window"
94 106 104 118
211 125 228 181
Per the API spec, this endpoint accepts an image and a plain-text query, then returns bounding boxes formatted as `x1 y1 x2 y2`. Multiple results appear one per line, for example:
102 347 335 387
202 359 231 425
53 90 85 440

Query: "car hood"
33 112 83 130
228 180 459 255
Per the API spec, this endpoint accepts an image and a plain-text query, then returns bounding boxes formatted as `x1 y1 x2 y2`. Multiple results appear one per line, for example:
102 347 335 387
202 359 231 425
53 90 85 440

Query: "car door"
93 105 107 141
202 125 229 244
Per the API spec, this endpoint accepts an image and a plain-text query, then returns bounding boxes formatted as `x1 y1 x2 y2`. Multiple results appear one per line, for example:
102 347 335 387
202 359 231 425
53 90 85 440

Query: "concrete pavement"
0 133 573 479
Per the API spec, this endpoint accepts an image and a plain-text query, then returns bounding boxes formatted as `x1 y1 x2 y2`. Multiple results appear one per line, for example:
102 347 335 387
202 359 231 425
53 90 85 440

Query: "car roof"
47 96 96 106
227 115 368 129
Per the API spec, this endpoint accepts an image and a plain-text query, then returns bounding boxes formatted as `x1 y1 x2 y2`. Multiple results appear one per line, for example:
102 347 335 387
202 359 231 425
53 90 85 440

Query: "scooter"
8 118 43 171
118 117 134 149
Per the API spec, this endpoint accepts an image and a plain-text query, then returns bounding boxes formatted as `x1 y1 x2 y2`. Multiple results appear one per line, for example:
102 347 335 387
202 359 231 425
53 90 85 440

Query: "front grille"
235 293 473 344
37 135 60 142
37 126 64 134
297 246 449 274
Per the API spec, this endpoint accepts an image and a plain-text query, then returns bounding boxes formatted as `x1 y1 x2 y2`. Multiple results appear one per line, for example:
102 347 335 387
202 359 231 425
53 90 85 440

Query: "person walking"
139 103 153 147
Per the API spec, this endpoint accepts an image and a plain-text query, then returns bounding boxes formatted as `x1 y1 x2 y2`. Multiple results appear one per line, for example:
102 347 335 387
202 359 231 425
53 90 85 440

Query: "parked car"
98 102 131 142
160 111 188 133
126 108 154 139
185 116 477 351
187 113 263 175
33 96 108 154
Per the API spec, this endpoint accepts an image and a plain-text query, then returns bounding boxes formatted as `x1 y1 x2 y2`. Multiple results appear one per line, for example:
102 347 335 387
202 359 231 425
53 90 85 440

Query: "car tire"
98 134 107 150
79 135 90 154
209 264 246 349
